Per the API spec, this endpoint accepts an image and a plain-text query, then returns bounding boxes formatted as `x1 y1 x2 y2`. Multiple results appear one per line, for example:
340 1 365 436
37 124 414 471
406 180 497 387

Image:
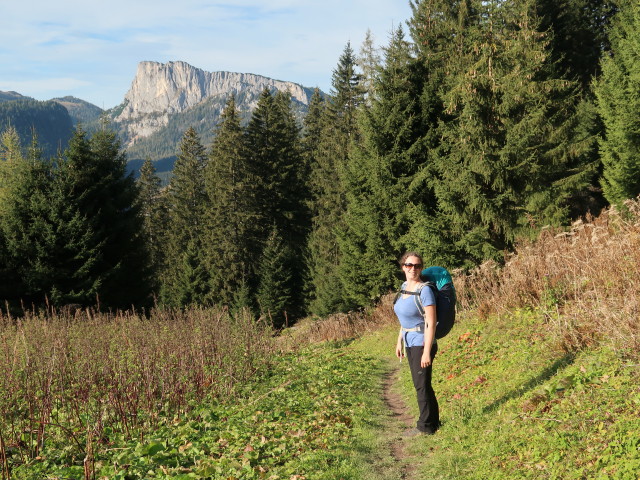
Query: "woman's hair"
399 251 423 265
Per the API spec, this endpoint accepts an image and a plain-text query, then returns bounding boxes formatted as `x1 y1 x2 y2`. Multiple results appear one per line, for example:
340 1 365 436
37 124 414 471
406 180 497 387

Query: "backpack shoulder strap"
412 283 428 317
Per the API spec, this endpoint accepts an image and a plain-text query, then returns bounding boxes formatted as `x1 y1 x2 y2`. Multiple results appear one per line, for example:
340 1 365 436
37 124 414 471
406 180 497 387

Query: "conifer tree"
136 158 167 287
534 0 617 90
63 125 151 307
204 96 256 307
301 89 326 182
173 237 209 306
594 0 640 206
162 127 209 306
245 89 308 317
307 43 365 316
339 26 431 306
0 127 23 217
1 133 100 307
255 226 293 328
429 0 594 265
357 29 382 103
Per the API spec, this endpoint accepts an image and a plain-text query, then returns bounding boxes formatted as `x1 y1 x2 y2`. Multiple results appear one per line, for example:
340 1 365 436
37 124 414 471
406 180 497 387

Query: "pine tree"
203 96 256 307
136 158 167 288
255 226 293 328
162 127 209 306
430 0 594 265
594 0 640 206
244 89 308 317
307 43 365 316
339 26 431 307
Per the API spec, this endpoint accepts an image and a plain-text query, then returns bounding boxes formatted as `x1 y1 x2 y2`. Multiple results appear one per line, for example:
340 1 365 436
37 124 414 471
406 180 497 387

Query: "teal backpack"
395 266 457 339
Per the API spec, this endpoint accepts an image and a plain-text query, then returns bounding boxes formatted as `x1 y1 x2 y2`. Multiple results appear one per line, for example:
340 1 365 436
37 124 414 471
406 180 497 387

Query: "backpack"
394 266 456 339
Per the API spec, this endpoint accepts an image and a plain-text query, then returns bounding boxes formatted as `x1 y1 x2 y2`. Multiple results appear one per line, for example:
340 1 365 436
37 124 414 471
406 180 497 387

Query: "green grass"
4 308 639 479
371 309 640 480
6 340 387 480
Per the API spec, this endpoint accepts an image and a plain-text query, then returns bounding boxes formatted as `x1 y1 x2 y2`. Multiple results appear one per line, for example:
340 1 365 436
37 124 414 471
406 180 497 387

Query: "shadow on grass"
481 352 576 414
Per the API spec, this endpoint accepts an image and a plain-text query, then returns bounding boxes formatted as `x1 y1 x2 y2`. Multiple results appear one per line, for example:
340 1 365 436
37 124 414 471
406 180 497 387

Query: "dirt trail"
381 362 418 480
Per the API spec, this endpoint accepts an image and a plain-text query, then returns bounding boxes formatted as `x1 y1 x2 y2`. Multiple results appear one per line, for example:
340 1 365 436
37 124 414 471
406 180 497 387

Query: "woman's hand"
420 350 432 368
396 340 404 359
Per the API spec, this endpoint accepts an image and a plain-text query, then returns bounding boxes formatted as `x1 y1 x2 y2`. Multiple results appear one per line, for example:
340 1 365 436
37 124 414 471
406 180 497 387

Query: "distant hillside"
0 98 74 158
0 91 30 102
53 96 103 125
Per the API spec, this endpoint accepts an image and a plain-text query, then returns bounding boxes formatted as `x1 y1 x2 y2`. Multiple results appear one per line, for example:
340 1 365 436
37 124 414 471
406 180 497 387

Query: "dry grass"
455 197 640 357
0 306 276 462
298 198 640 358
282 297 398 346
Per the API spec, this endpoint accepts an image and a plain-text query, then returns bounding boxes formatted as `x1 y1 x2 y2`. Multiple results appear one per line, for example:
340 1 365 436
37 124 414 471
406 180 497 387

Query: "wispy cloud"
0 0 412 108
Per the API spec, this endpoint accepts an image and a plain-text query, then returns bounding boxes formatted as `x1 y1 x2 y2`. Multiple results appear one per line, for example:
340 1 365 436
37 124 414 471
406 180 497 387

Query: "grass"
1 333 389 479
387 309 640 479
2 200 639 479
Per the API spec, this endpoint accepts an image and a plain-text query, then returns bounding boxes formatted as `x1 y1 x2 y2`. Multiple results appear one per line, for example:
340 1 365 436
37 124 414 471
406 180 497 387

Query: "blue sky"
0 0 413 109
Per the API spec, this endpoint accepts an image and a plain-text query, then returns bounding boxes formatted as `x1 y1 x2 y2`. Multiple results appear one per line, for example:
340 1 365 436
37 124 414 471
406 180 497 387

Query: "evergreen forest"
1 0 639 326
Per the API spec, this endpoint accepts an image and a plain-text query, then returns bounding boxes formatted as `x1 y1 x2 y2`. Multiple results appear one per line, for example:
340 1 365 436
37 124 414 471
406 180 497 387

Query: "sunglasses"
402 263 423 269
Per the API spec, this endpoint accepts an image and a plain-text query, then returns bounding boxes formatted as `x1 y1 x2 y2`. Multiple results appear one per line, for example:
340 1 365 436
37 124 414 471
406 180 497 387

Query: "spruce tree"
246 89 307 242
430 0 594 265
1 133 100 307
307 43 365 316
534 0 617 90
594 0 640 206
245 89 308 317
136 158 167 288
203 96 256 307
357 29 382 103
173 237 209 306
301 89 326 182
62 125 151 308
339 26 432 307
162 127 209 306
255 226 293 328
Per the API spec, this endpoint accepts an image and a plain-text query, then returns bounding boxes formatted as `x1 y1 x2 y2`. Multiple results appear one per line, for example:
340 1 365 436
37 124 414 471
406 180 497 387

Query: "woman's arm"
396 328 404 359
421 304 436 368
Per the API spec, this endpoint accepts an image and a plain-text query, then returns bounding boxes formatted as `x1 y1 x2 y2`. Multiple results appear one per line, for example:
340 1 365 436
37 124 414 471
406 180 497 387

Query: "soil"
381 362 418 480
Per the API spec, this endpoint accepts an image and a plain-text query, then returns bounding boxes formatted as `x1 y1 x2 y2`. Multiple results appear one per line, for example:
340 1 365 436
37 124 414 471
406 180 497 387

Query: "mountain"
2 63 321 175
0 91 30 102
106 61 319 174
0 97 74 158
53 96 104 125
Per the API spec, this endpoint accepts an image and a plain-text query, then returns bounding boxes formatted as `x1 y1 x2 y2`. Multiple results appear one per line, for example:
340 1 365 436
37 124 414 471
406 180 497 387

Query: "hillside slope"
385 311 639 479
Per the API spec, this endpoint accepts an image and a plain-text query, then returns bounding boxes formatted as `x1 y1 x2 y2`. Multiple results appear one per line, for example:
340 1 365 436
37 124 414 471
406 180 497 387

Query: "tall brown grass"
0 306 276 468
455 197 640 357
283 299 397 345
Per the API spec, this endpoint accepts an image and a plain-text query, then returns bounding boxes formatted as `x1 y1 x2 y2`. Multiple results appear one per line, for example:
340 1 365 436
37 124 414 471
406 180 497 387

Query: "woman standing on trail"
394 251 440 437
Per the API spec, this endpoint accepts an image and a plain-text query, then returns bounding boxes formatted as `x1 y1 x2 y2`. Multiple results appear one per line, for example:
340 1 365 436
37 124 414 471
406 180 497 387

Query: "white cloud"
0 77 91 96
1 0 412 107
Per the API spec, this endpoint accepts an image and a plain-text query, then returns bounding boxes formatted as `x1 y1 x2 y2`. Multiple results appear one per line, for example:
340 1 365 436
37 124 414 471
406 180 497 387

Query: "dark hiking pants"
406 343 440 433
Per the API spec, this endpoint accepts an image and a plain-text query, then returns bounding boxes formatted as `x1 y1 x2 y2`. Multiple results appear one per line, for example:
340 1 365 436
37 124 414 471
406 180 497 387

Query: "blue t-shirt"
394 282 436 347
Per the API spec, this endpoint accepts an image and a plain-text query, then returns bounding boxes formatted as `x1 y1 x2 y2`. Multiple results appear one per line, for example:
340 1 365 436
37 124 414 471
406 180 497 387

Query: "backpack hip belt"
401 323 424 333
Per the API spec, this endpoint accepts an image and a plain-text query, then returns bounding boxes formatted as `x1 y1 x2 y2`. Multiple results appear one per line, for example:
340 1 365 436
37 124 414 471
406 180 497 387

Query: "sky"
0 0 413 109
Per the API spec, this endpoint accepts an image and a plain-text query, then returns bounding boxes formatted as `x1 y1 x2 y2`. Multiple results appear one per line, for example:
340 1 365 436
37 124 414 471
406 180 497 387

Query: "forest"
1 0 639 325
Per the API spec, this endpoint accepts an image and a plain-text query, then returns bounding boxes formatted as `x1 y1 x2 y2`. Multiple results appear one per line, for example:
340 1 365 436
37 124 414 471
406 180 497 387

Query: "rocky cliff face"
114 61 314 147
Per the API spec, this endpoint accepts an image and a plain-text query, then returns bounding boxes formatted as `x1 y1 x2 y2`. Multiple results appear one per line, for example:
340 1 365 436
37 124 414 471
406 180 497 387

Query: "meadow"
1 198 639 479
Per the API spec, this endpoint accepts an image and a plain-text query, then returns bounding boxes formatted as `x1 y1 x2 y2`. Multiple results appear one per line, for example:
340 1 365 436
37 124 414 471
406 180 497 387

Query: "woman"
394 251 440 436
